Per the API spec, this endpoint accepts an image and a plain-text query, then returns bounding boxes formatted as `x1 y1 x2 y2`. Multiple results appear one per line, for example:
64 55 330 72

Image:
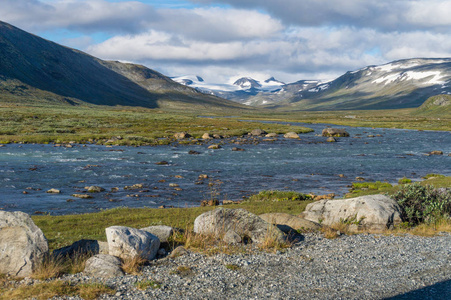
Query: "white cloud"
0 0 156 33
2 0 451 83
191 0 451 31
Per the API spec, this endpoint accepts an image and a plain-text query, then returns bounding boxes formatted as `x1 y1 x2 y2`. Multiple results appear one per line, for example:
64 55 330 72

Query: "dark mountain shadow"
0 22 163 108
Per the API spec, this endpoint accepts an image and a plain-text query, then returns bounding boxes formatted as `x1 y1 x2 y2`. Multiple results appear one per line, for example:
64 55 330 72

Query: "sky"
2 0 451 84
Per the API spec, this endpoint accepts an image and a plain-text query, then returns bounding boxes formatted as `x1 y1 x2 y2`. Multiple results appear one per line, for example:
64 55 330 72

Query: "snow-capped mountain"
171 75 286 103
285 58 451 110
172 58 451 110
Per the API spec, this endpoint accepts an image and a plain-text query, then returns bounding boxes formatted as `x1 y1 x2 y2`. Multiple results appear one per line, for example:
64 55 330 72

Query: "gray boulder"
193 208 285 244
259 213 321 233
322 128 350 137
300 194 402 231
84 254 124 278
140 225 174 243
0 211 49 277
106 226 160 261
283 132 300 139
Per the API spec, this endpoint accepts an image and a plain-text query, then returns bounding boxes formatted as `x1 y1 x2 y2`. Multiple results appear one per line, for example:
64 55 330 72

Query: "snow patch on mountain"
372 70 447 85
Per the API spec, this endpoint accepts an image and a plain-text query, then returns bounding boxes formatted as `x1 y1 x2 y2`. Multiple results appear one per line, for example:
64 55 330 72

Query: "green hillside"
0 21 245 111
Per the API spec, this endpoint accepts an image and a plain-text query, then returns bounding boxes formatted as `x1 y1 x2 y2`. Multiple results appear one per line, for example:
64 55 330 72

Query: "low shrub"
392 183 451 226
247 190 312 202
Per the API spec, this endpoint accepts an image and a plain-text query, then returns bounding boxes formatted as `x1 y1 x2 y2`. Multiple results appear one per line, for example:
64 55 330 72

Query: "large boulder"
193 208 285 244
259 213 321 233
84 254 124 278
322 128 350 137
0 211 49 277
106 226 160 261
300 194 402 231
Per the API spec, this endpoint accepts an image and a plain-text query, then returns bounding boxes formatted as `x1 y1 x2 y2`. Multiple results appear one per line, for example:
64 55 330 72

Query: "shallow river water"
1 123 450 215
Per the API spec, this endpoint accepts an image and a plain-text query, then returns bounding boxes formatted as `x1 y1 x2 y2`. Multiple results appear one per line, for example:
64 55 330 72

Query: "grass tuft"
0 280 114 300
121 255 148 275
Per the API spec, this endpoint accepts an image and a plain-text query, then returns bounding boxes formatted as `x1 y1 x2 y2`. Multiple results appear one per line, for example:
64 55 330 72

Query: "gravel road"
52 232 451 300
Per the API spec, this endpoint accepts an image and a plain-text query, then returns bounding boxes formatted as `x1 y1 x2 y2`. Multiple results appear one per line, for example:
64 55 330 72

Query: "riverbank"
0 104 449 146
4 232 451 299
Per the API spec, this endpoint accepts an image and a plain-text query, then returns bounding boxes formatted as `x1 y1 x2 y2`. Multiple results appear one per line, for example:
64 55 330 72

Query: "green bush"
392 183 451 225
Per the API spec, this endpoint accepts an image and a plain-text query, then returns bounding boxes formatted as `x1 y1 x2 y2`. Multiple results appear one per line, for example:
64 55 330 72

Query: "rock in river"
322 128 350 137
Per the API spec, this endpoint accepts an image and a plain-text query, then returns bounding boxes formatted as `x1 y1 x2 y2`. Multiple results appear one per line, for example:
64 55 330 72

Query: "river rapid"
1 123 450 215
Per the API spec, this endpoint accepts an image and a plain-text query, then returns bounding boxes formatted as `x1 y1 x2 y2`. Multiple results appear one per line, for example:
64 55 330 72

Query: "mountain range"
174 59 451 110
0 20 450 111
0 21 245 111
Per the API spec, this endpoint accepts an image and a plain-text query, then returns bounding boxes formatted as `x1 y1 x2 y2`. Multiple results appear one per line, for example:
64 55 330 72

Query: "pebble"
48 233 451 299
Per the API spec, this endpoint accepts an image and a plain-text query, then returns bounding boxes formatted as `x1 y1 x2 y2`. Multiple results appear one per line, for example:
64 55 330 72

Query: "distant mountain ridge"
172 75 286 104
0 21 245 110
174 58 451 110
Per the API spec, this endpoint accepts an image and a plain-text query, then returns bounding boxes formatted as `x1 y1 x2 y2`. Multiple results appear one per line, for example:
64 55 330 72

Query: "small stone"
46 188 61 194
86 186 105 193
72 194 93 199
174 132 191 139
284 132 300 139
202 133 212 139
429 150 443 155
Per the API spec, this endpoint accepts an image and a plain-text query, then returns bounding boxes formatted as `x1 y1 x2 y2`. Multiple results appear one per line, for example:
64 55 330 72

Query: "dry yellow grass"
121 255 148 275
31 255 65 280
390 219 451 237
0 280 114 300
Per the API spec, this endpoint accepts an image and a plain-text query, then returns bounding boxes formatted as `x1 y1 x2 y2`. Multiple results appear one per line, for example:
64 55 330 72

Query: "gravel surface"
50 233 451 299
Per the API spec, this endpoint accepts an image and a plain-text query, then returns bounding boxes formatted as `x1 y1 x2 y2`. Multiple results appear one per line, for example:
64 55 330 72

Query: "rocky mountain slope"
0 21 244 110
175 58 451 110
281 58 451 110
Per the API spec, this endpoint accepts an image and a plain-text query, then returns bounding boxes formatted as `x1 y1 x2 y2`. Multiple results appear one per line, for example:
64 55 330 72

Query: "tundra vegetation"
0 101 450 299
